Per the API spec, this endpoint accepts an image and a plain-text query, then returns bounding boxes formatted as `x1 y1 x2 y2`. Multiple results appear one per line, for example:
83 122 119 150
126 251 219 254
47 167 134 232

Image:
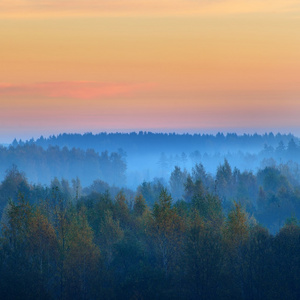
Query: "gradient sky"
1 0 300 142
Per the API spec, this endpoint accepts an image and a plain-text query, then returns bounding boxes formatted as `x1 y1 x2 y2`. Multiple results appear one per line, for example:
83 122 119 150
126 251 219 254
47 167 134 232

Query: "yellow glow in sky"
0 0 300 141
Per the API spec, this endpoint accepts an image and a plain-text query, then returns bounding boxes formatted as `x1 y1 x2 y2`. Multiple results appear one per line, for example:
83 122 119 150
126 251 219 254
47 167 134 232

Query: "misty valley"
1 132 300 299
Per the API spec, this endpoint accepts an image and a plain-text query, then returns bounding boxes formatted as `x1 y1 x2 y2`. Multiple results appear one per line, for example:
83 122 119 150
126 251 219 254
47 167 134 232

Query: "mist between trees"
5 132 300 190
0 168 300 299
2 132 300 233
0 132 300 299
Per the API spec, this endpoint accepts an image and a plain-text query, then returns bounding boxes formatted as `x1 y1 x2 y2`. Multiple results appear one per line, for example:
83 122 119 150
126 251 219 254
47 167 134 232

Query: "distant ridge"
12 132 297 154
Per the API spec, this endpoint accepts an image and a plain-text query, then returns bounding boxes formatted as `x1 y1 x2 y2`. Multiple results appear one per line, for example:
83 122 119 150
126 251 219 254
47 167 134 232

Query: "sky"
1 0 300 142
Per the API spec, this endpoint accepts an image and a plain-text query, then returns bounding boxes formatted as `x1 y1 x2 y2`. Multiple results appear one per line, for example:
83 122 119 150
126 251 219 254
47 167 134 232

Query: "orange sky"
1 0 300 141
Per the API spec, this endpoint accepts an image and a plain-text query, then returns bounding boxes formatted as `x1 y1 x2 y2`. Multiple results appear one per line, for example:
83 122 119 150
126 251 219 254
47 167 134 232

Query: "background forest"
1 132 300 299
4 131 300 187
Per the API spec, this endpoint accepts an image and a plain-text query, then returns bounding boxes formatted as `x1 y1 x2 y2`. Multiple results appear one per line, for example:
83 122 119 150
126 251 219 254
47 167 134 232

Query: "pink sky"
1 1 300 142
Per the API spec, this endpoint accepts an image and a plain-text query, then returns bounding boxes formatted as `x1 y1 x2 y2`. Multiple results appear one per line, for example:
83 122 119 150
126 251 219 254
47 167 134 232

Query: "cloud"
0 81 152 100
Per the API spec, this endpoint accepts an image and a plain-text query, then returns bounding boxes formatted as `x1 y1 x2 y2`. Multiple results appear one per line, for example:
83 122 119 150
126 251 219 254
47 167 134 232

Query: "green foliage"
184 211 223 299
0 145 127 186
150 189 185 278
0 196 58 299
63 208 101 300
2 159 300 299
133 194 147 217
224 202 250 248
169 166 187 201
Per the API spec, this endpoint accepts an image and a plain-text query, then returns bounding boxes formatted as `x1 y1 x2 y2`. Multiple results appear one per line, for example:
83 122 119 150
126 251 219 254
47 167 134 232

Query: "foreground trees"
0 196 57 299
1 170 300 299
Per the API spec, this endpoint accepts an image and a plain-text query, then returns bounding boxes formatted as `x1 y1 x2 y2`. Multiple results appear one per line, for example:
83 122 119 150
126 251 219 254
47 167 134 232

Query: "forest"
1 132 300 299
0 144 126 187
0 155 300 298
6 132 300 188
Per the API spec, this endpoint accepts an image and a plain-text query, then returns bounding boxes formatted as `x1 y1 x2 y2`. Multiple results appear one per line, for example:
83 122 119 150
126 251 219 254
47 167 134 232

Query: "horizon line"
2 129 298 145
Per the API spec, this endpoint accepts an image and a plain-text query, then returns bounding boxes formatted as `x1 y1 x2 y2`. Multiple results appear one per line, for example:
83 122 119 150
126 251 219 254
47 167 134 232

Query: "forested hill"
0 145 126 187
13 132 297 154
1 166 300 299
7 132 300 188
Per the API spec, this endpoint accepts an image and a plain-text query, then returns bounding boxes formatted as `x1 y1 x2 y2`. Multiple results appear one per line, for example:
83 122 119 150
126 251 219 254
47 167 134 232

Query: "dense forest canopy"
4 132 300 189
0 144 126 187
13 131 297 154
0 164 300 299
1 132 300 299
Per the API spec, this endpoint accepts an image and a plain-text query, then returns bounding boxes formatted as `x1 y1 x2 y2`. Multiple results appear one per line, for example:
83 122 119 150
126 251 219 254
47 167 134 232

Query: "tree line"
0 144 126 187
13 131 297 155
8 133 300 189
0 165 300 299
140 159 300 233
